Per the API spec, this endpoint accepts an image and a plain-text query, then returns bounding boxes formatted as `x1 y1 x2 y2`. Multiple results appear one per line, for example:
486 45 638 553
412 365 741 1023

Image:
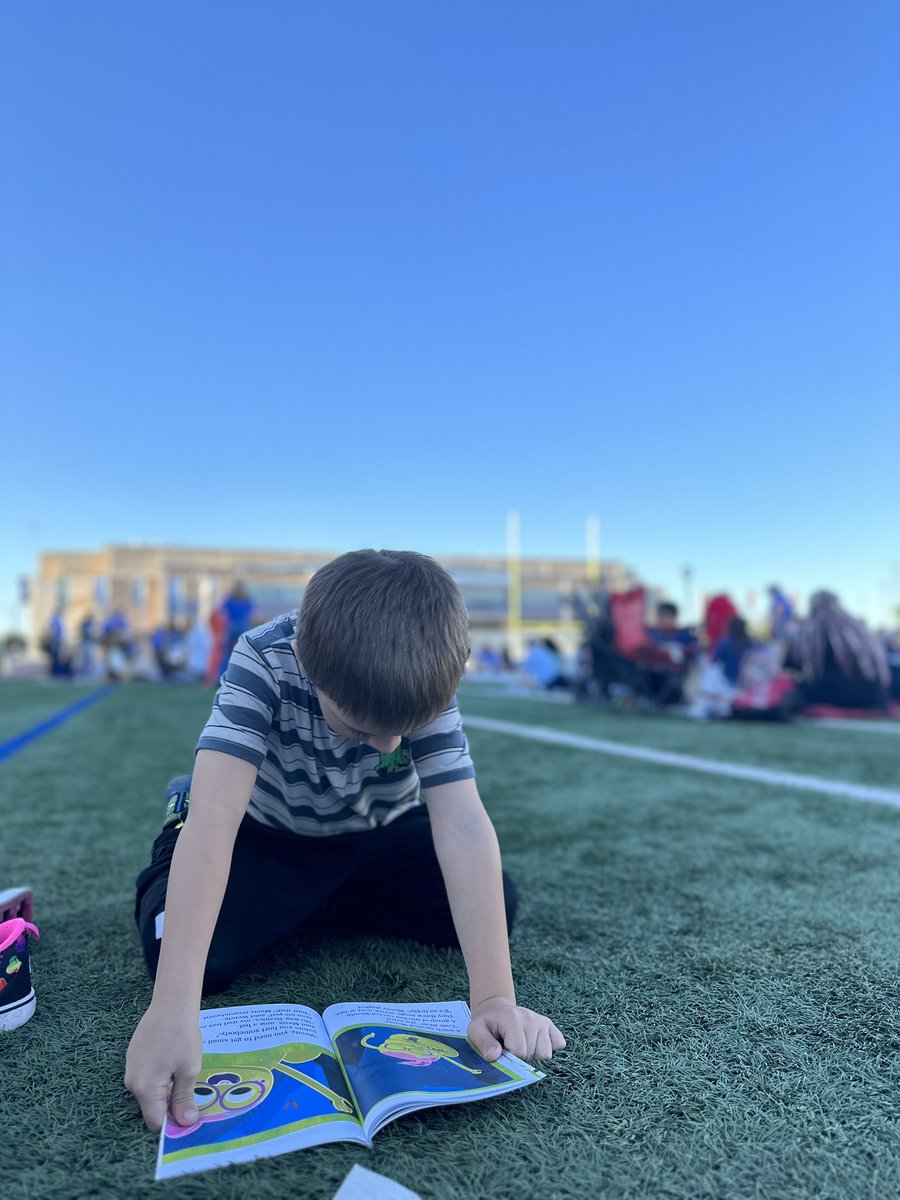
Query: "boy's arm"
423 778 566 1062
124 749 257 1132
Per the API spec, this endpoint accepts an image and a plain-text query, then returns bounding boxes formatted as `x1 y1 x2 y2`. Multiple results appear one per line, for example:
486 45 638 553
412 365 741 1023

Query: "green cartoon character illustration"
165 1042 355 1140
361 1032 483 1075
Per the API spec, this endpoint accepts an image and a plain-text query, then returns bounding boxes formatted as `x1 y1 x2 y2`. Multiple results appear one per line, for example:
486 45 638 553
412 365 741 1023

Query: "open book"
156 1001 545 1179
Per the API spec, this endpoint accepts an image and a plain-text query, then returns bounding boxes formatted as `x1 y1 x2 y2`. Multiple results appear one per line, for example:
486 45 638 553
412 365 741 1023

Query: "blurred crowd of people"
25 578 900 723
478 584 900 722
34 583 256 687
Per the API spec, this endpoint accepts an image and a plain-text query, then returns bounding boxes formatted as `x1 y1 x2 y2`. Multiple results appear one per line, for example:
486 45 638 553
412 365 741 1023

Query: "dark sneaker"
0 887 33 924
0 918 40 1032
163 775 192 831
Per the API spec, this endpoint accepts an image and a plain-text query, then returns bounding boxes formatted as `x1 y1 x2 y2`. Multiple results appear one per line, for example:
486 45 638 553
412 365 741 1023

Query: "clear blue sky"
2 1 899 632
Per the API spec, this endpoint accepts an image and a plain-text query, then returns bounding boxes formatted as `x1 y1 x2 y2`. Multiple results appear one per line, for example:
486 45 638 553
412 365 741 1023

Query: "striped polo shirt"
196 611 476 837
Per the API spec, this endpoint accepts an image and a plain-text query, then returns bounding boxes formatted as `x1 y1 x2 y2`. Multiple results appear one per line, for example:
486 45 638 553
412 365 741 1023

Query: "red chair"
610 587 694 707
610 588 650 658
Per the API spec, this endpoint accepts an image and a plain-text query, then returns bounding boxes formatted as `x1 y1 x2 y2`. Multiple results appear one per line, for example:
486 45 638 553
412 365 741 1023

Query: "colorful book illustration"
156 1000 545 1179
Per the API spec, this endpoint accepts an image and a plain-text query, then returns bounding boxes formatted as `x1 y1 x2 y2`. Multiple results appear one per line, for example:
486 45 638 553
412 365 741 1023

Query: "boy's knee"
201 948 243 997
138 915 241 996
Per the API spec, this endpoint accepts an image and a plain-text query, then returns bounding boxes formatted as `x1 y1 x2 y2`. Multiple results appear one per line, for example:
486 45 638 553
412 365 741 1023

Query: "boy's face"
315 689 404 755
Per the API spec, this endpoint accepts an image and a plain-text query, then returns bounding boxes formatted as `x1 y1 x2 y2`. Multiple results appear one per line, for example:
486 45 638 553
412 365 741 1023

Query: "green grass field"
4 678 900 1200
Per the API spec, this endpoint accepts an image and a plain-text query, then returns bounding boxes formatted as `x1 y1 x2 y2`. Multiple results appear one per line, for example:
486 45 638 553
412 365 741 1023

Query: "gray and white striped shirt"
196 611 475 836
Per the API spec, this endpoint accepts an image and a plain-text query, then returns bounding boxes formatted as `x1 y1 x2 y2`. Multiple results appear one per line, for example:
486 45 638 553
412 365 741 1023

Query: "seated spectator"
785 591 890 711
102 610 130 646
730 642 796 720
704 593 738 653
151 621 189 679
640 602 699 707
521 638 569 690
150 624 170 675
647 602 699 661
105 636 131 682
185 617 213 683
712 616 757 685
688 624 793 722
476 644 503 674
129 636 161 682
41 608 72 678
101 613 136 681
74 613 102 678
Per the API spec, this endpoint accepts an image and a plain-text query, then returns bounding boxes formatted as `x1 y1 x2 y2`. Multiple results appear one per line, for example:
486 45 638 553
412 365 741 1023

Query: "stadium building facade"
31 544 641 660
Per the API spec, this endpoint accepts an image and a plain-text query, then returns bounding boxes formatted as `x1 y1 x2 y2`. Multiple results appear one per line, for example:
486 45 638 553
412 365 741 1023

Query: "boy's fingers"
468 1019 503 1061
534 1029 554 1059
497 1023 528 1060
169 1068 200 1127
524 1026 540 1060
128 1079 170 1133
549 1023 567 1050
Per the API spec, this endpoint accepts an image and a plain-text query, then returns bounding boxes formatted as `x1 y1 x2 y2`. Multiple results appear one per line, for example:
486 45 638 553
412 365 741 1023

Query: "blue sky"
2 1 899 632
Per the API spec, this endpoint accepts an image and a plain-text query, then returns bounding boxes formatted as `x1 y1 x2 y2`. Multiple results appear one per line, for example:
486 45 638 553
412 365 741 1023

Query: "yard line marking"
0 685 118 763
800 718 900 736
462 714 900 809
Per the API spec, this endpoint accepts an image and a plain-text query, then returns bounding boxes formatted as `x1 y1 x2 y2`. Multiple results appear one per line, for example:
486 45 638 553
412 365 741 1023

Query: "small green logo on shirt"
376 747 411 776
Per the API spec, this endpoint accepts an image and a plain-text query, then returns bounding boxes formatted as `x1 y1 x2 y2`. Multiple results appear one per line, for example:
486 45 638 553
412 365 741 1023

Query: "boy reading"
125 550 565 1131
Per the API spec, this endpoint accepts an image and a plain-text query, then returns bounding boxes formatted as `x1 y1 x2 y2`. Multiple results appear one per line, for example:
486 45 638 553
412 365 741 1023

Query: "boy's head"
655 602 679 631
296 550 470 734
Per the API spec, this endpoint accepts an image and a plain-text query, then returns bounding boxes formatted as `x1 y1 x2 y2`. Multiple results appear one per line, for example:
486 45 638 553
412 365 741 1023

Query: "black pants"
135 804 518 995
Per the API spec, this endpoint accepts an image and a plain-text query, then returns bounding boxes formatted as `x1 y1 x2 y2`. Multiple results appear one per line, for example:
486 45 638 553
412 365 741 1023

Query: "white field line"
800 717 900 736
462 715 900 810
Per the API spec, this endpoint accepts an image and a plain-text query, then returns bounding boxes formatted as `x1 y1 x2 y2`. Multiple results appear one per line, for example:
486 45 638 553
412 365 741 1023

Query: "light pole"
585 515 601 588
506 510 522 662
681 564 695 625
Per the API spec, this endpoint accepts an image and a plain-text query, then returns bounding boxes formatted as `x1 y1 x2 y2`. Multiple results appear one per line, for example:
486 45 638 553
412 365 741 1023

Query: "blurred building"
30 543 641 660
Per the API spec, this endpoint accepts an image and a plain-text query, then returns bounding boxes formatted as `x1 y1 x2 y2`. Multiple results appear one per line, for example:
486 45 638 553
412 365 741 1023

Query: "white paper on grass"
333 1164 423 1200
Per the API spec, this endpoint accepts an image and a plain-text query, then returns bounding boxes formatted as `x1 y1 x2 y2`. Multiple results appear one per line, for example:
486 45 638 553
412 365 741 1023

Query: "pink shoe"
0 918 40 1031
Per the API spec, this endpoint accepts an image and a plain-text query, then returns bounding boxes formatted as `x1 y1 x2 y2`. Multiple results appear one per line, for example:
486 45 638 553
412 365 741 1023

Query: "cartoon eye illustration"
193 1085 218 1110
207 1073 241 1086
221 1080 265 1110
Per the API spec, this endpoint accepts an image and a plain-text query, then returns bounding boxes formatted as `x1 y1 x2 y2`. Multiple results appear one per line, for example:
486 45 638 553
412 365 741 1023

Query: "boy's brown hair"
296 550 470 730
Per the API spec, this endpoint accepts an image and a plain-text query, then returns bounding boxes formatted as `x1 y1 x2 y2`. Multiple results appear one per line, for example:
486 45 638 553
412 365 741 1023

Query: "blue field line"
0 685 118 763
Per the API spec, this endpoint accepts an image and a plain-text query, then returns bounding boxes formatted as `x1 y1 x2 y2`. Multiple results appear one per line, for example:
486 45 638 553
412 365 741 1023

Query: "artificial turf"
4 678 900 1199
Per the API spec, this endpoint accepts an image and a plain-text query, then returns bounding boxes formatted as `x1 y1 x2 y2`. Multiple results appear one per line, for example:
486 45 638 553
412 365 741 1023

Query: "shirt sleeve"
408 699 476 789
196 633 279 768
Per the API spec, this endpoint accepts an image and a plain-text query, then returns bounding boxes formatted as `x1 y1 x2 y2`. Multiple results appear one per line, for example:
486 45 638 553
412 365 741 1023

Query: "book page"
322 1001 544 1135
156 1004 364 1180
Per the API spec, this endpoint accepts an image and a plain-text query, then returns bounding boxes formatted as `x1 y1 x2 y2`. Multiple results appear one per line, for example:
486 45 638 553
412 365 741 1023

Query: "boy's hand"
468 996 566 1062
124 1003 203 1132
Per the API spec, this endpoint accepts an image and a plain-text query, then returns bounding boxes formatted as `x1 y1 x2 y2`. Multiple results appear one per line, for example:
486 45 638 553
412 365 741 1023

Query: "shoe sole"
0 887 33 924
0 988 36 1032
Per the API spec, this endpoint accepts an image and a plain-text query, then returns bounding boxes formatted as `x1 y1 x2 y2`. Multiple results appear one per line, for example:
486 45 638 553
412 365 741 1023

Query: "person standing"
217 582 255 679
